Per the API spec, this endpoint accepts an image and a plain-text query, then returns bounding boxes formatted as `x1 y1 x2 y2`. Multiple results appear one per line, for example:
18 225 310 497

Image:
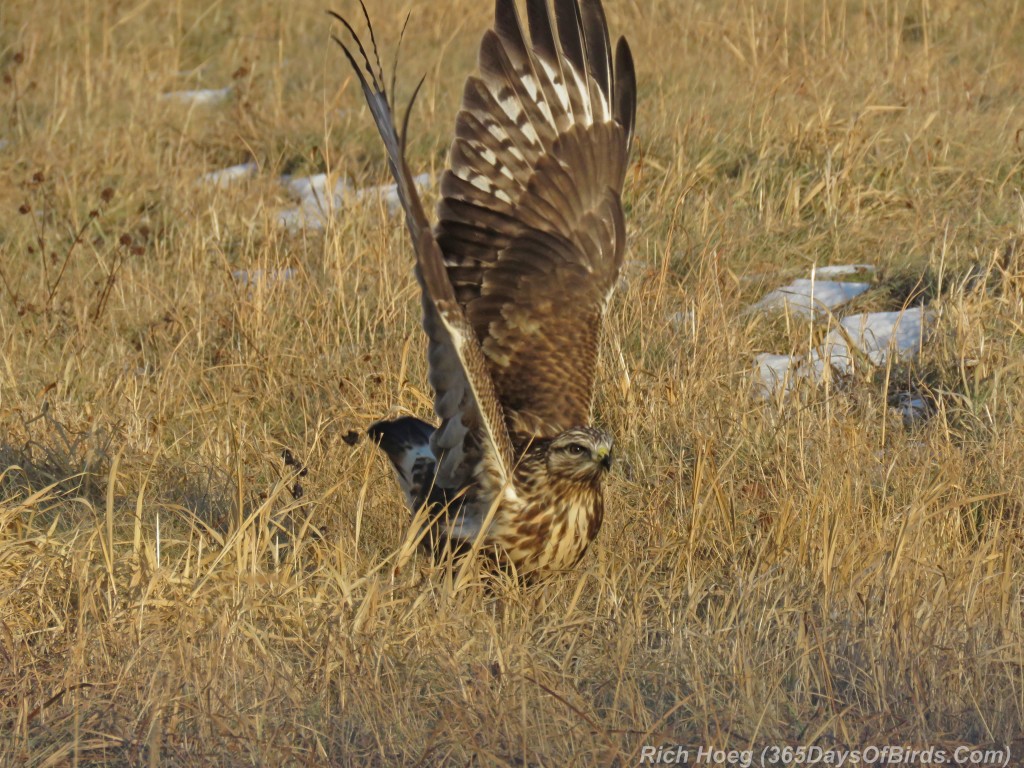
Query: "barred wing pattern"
333 0 636 567
436 0 636 439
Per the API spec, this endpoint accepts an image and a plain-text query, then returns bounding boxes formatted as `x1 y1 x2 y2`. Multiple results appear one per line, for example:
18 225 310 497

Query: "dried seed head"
100 187 114 203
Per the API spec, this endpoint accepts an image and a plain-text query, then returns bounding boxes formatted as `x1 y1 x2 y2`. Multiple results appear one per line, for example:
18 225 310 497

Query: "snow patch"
200 161 258 188
276 172 430 230
754 353 801 395
161 87 232 105
353 173 430 215
277 174 353 230
754 278 870 318
819 307 929 373
284 173 349 203
755 307 930 396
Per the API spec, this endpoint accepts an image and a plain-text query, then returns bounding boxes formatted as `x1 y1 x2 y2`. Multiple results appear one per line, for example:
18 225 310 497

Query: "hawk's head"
546 427 614 483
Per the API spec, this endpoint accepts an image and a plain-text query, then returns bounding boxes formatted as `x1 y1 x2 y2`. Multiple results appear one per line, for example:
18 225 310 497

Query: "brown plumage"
333 0 636 575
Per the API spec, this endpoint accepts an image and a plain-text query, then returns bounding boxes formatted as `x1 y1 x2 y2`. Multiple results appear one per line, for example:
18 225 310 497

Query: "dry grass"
3 0 1024 764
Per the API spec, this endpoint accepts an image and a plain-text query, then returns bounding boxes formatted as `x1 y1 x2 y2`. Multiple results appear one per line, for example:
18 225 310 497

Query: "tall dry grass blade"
102 449 123 587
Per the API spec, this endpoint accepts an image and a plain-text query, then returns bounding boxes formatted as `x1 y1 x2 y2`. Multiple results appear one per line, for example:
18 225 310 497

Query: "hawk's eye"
566 443 587 456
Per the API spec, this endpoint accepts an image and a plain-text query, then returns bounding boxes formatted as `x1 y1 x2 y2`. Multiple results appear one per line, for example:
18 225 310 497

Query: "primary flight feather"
332 0 636 575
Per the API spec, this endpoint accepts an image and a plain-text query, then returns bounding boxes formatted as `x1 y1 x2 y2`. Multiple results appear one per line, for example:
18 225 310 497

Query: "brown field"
3 0 1024 764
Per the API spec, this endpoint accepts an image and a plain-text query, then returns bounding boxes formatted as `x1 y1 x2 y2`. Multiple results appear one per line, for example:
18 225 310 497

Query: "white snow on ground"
754 278 870 318
161 87 232 105
819 307 929 373
277 174 353 230
277 172 430 230
755 306 930 396
352 173 431 216
193 162 432 229
200 161 258 188
755 353 802 394
284 173 349 203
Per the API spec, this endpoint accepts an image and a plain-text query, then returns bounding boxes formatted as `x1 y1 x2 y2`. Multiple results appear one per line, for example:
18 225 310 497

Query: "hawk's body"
369 418 611 571
333 0 636 575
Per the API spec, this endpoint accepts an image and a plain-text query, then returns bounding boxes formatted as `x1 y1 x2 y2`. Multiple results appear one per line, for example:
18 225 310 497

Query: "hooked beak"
596 446 613 472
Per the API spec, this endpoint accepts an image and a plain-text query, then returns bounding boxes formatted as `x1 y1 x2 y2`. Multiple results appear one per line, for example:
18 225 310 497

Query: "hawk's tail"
368 416 437 511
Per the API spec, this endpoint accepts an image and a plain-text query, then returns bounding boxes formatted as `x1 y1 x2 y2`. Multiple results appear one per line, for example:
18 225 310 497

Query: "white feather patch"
498 91 524 124
459 168 514 205
491 90 540 144
477 120 530 162
517 71 539 102
518 73 556 125
567 64 593 125
537 58 571 115
475 146 515 180
466 172 493 194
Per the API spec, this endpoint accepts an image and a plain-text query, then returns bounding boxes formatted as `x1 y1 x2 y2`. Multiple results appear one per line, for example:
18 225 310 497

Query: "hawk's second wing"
331 8 516 494
436 0 637 437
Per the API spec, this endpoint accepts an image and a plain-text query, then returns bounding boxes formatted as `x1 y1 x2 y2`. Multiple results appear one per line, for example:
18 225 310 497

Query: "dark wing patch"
435 0 637 436
369 417 437 509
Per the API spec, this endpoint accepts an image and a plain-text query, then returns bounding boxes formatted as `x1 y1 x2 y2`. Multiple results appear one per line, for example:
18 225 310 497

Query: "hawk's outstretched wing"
330 5 515 495
332 0 635 497
436 0 636 437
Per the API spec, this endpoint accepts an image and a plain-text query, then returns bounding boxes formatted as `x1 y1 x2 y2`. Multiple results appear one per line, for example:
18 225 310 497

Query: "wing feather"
613 35 636 151
434 0 636 436
580 0 612 112
334 0 636 483
330 7 516 490
552 0 587 94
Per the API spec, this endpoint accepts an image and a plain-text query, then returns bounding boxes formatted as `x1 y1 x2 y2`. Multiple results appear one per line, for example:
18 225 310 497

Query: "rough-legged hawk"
331 0 636 575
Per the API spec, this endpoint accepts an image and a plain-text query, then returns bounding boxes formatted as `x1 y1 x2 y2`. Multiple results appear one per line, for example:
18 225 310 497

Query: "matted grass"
2 0 1024 764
